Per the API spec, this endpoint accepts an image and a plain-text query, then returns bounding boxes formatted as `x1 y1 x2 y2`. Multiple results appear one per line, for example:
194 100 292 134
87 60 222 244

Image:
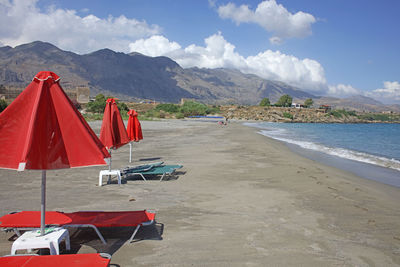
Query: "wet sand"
0 120 399 266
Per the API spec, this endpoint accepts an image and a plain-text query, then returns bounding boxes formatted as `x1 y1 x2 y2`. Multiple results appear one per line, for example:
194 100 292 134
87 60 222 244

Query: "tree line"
259 95 313 108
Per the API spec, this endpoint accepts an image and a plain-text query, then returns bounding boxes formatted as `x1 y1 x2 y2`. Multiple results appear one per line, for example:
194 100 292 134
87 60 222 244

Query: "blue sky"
1 0 399 103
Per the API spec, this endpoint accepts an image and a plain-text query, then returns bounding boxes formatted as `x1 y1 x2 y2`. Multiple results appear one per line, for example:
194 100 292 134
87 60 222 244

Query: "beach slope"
0 120 399 266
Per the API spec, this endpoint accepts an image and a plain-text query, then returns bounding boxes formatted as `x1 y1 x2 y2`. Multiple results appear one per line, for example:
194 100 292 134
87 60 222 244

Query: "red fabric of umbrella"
0 71 110 170
127 109 143 142
0 71 110 235
99 98 129 150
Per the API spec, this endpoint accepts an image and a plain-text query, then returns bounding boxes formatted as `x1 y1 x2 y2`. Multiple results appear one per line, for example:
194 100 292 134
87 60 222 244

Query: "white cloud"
129 32 327 93
0 0 161 54
327 84 361 97
217 0 316 44
129 35 181 57
366 81 400 104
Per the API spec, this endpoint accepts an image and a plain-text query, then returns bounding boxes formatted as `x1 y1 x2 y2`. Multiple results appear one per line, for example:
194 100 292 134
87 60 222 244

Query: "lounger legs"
129 225 140 243
63 225 107 245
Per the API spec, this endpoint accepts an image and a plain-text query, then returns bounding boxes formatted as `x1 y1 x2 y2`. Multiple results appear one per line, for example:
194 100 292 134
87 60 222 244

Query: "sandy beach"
0 120 399 266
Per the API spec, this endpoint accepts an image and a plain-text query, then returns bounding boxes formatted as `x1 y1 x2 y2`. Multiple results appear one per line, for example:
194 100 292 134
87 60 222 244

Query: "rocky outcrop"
219 106 400 123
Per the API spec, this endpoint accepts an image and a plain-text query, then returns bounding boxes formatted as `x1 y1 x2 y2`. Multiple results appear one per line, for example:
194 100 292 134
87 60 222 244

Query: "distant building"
0 84 90 104
76 87 90 103
291 103 303 109
319 105 332 112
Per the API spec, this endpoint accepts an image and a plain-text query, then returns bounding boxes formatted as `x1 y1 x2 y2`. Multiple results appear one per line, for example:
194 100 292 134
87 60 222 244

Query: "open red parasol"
0 71 110 235
126 109 143 162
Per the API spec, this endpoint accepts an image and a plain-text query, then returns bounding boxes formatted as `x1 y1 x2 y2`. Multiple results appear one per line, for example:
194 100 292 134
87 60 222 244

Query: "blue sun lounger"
123 164 183 181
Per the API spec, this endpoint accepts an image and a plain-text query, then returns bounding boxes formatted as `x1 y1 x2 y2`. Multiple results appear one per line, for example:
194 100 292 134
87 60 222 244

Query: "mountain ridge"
0 41 398 112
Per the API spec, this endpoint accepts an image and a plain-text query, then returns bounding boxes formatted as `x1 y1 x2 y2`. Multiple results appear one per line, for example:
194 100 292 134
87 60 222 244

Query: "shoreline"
1 120 399 266
243 120 400 187
286 142 400 188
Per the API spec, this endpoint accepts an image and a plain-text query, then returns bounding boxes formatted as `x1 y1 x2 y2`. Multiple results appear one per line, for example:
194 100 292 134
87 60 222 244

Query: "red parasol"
99 98 129 171
99 98 129 150
127 109 143 142
127 109 143 163
0 71 110 235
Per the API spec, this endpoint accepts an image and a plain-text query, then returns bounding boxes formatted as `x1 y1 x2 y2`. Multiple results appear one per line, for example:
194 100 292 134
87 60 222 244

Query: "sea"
244 122 400 188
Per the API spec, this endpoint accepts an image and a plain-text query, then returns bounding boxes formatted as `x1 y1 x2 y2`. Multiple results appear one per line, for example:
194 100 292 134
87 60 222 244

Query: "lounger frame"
1 211 155 244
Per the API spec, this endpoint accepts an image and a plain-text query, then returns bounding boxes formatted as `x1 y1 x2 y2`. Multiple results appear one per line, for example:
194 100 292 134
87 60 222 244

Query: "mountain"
313 95 400 112
0 41 398 112
0 41 316 104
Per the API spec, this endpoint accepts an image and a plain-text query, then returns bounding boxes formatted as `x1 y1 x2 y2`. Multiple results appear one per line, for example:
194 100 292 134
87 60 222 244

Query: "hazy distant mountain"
313 95 400 112
0 41 317 104
0 41 398 112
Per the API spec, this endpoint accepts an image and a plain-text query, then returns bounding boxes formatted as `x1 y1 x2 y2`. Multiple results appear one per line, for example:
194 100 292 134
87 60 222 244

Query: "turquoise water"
245 122 400 172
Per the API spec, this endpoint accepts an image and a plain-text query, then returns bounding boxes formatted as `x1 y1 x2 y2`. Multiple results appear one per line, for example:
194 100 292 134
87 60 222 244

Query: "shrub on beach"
259 97 271 106
275 94 293 107
180 101 220 117
283 112 293 120
155 103 180 113
149 101 220 118
329 109 357 118
0 99 7 112
87 94 106 113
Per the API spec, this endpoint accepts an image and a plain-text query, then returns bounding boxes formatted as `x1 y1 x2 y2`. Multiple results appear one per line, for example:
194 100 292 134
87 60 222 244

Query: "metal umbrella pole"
40 170 46 236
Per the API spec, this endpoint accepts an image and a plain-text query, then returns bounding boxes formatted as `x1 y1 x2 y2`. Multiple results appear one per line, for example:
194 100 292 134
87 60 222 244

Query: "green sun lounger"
124 164 183 181
121 162 164 173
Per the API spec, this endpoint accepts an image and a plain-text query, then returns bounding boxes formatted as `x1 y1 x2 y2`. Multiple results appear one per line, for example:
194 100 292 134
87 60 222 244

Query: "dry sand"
0 119 399 266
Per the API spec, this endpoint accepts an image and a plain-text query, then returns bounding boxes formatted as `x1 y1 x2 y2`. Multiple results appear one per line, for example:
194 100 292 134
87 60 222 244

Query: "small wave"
258 130 400 171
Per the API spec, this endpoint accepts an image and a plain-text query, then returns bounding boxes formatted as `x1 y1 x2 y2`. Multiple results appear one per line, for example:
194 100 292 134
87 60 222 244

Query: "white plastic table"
11 227 70 255
99 170 121 186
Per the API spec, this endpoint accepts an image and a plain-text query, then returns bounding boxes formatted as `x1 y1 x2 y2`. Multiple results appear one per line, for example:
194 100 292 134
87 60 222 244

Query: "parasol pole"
108 149 112 183
109 149 112 171
40 170 46 236
129 142 132 163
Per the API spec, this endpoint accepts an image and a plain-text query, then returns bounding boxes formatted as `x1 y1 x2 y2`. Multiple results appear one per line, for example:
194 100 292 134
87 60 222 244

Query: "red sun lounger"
0 210 156 244
0 253 111 267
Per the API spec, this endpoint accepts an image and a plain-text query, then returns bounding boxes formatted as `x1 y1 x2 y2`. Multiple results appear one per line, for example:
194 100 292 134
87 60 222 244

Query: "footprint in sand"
354 204 368 212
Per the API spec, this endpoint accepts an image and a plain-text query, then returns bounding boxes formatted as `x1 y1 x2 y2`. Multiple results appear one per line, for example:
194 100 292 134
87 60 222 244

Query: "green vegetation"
87 94 106 113
84 93 129 120
283 112 293 120
329 109 357 118
144 101 220 118
304 98 313 108
357 113 400 122
259 97 271 107
155 103 180 113
275 94 292 107
0 99 7 112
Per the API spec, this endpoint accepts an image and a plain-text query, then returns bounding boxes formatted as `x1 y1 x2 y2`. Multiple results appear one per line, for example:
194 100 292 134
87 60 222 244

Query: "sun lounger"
0 253 111 267
0 210 155 244
121 161 164 174
123 164 183 181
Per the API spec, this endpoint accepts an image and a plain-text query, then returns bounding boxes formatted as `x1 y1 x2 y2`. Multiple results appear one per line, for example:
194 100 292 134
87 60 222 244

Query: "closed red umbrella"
99 98 129 169
127 109 143 162
0 71 110 235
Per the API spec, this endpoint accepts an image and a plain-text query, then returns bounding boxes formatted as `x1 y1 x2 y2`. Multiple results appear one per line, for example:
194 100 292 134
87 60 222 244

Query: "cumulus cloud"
0 0 161 54
217 0 316 44
327 84 361 97
366 81 400 104
129 35 181 57
129 32 327 93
